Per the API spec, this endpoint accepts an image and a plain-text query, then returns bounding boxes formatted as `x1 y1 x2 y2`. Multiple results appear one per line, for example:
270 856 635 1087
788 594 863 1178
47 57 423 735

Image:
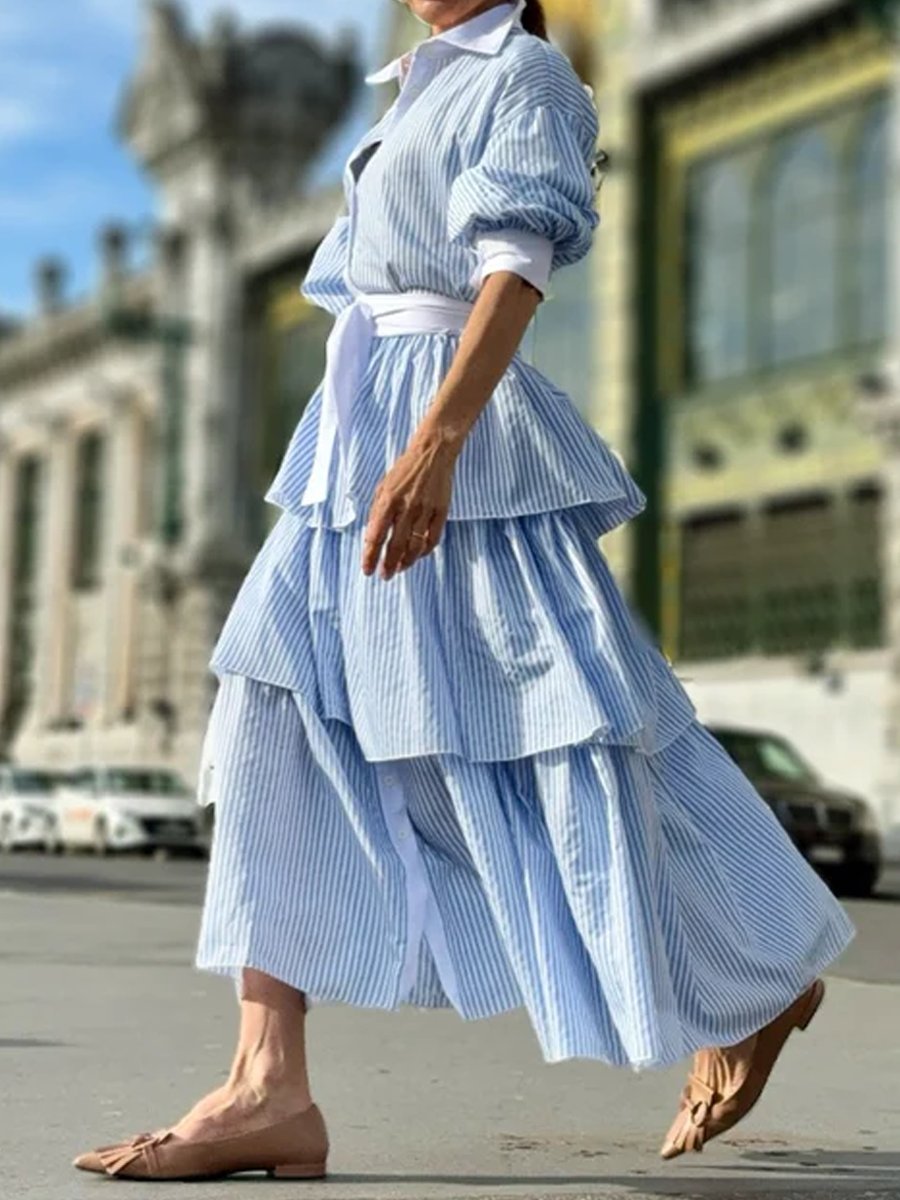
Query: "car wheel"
833 862 880 899
92 817 111 857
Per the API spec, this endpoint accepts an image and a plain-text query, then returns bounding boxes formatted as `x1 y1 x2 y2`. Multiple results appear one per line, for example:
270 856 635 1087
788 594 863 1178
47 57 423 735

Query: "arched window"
687 159 752 384
854 99 889 345
768 130 838 365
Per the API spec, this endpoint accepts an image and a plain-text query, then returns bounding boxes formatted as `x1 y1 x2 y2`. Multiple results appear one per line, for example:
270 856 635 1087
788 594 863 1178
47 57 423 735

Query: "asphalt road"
2 853 899 983
0 852 898 1200
0 846 208 906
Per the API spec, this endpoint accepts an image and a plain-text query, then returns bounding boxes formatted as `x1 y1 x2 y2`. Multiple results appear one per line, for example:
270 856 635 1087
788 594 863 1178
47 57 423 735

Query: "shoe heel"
796 978 826 1031
268 1163 327 1179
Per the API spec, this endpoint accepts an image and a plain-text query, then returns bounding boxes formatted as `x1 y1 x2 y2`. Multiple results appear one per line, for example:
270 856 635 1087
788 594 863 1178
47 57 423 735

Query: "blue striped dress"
194 1 856 1068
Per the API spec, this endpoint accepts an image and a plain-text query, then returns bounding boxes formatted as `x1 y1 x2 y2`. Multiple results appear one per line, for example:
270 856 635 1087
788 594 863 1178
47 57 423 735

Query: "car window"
11 770 57 793
714 731 818 784
104 769 188 795
756 738 816 782
68 769 97 792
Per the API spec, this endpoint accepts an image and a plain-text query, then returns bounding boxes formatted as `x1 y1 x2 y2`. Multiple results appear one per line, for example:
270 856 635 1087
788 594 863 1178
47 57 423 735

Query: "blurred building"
0 0 604 783
3 0 899 851
0 1 359 778
594 0 900 844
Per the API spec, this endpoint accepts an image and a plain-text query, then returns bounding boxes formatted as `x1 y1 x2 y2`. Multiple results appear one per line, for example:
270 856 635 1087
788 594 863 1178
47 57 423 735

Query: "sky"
0 1 386 319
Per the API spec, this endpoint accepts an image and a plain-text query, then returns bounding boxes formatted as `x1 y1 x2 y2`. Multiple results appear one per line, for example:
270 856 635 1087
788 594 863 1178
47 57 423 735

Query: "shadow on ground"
0 1037 67 1049
162 1146 900 1198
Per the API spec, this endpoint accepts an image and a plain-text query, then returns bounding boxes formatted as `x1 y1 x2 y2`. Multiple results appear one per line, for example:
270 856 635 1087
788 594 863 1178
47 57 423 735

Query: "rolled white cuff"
469 229 554 297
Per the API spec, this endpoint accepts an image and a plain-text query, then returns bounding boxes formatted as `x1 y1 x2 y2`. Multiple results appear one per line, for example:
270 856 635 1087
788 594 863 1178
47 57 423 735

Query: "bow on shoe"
661 1073 721 1157
685 1073 719 1141
98 1129 173 1176
660 1034 760 1161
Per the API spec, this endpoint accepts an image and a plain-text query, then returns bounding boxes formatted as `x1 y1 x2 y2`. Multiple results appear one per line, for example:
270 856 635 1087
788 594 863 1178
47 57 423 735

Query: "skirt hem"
194 672 857 1072
194 924 854 1071
263 491 647 542
205 664 697 764
207 504 699 762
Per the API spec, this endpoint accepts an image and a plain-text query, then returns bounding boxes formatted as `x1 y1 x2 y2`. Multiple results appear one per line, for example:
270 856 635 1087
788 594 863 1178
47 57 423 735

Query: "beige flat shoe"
72 1103 328 1180
72 1133 158 1175
659 978 826 1160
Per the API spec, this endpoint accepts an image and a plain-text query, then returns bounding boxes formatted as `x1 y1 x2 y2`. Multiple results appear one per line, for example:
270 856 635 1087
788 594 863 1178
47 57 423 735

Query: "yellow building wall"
589 0 638 589
653 21 892 654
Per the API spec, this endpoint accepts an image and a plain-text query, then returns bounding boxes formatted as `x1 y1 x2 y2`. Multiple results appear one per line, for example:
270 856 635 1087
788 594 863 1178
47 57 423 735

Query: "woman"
74 0 856 1181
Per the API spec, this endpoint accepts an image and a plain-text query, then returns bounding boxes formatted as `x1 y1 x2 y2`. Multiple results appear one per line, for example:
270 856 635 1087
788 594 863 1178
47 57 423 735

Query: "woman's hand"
361 271 541 581
361 427 459 580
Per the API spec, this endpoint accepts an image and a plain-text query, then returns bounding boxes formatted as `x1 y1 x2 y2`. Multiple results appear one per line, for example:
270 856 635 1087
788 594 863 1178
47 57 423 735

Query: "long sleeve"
447 76 600 279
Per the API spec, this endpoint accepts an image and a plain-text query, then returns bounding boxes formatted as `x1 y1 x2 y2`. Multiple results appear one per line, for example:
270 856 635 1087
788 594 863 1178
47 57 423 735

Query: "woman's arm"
361 270 542 581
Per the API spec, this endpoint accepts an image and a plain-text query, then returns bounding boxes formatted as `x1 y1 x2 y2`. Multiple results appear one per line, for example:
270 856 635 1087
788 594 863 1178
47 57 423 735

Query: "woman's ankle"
227 968 311 1108
239 967 307 1011
226 1054 312 1110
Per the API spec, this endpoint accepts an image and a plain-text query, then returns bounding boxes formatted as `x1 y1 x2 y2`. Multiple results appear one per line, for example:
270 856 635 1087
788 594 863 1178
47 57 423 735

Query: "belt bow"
297 291 475 509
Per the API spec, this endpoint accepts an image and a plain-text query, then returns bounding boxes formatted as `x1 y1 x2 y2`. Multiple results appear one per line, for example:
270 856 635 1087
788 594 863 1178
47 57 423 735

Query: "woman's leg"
170 968 314 1142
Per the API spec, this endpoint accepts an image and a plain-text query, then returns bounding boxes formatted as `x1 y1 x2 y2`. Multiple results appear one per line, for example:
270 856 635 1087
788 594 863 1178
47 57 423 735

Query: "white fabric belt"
300 290 475 507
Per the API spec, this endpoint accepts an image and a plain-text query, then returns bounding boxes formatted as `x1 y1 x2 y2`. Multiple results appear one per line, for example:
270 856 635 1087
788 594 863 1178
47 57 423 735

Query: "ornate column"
172 207 249 777
131 226 188 761
98 386 143 723
181 207 246 568
31 414 75 729
0 436 14 733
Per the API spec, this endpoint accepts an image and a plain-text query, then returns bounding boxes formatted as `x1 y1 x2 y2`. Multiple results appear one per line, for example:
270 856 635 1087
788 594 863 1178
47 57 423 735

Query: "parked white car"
55 766 203 855
0 765 61 851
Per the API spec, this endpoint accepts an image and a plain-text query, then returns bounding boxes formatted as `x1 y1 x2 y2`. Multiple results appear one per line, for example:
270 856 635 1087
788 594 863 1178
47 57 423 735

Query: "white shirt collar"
364 0 527 85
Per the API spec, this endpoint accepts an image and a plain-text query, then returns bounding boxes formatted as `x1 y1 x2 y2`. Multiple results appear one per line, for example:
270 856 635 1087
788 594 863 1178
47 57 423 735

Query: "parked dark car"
707 725 883 898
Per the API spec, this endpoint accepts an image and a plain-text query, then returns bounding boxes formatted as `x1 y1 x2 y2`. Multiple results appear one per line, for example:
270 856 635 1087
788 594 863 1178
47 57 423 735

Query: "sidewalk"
2 888 898 1200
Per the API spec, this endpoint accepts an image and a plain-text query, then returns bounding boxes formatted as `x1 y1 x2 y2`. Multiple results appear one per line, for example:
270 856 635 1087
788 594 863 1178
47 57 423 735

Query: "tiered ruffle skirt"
194 334 856 1067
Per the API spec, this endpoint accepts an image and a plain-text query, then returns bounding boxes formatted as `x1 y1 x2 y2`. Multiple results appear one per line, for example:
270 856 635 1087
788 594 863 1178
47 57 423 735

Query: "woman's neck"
430 0 510 36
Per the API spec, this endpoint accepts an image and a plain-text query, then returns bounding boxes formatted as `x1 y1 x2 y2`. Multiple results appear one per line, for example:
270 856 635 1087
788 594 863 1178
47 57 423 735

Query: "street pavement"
1 854 898 1200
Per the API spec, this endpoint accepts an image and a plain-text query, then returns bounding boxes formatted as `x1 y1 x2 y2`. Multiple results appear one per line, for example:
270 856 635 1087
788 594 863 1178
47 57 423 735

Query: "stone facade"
0 1 359 782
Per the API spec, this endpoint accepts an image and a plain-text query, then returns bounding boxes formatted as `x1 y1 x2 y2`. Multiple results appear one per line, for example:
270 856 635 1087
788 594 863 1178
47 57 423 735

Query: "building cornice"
634 0 850 89
0 275 155 391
